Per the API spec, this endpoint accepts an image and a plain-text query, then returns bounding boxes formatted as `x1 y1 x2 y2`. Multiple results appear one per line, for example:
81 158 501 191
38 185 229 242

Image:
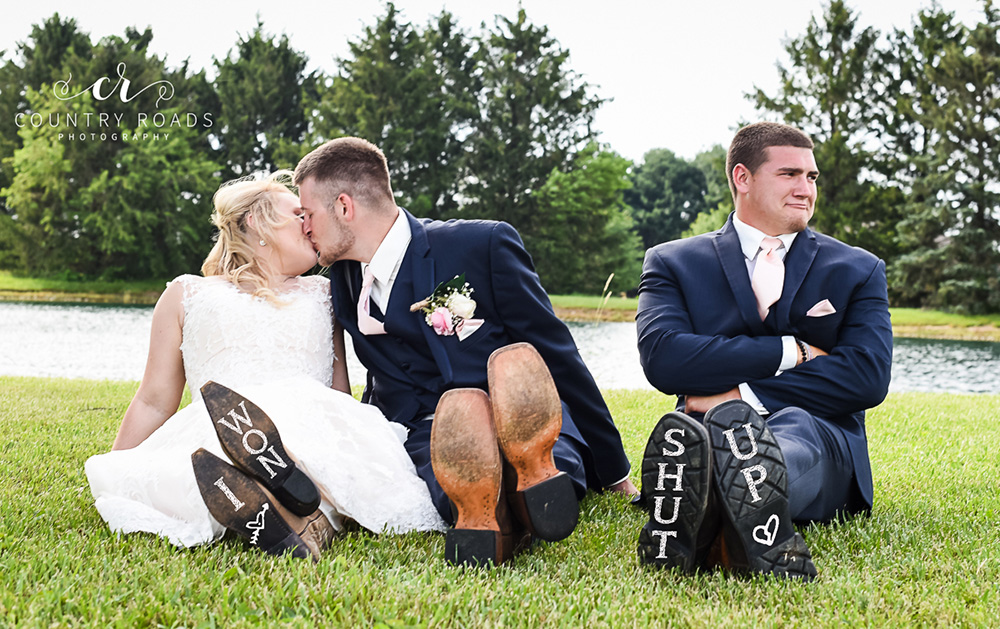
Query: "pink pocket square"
806 299 836 317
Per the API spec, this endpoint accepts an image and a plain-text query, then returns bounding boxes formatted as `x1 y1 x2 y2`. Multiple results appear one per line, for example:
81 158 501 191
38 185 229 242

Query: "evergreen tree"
887 4 1000 312
213 20 314 178
462 8 603 235
751 0 902 261
533 143 642 293
309 4 476 219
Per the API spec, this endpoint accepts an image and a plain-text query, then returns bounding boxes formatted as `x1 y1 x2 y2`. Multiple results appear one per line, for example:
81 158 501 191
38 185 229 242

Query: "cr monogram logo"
54 62 174 108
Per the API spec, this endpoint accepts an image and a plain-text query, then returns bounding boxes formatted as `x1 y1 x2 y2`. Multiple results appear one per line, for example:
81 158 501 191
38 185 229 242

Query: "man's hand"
685 387 741 414
606 477 639 498
795 342 830 366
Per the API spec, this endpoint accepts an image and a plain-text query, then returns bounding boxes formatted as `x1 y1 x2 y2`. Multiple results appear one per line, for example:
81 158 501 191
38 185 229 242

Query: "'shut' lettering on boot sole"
637 412 712 572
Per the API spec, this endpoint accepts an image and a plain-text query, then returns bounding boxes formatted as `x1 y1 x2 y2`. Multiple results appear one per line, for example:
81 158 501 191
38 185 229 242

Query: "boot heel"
757 532 818 581
446 529 501 566
512 473 578 541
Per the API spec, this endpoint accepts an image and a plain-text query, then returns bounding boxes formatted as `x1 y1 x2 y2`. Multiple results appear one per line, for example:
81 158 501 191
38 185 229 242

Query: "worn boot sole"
705 400 817 581
431 388 506 566
488 343 578 542
201 381 320 517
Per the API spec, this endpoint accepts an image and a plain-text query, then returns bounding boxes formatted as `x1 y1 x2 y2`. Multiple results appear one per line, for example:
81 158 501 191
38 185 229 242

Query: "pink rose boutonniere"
410 274 484 341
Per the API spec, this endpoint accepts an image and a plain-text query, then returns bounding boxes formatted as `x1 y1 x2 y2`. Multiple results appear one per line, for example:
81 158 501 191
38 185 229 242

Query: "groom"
634 122 892 579
294 137 637 565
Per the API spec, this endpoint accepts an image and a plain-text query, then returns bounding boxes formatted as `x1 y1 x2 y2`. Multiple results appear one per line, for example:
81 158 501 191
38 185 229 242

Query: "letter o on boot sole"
201 381 320 517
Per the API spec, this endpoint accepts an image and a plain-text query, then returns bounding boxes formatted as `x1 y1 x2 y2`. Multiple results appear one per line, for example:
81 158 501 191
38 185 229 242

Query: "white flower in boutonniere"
410 274 485 341
447 292 477 320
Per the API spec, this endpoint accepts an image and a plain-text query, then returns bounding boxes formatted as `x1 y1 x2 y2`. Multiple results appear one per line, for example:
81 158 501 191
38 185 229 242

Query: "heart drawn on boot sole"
752 514 779 546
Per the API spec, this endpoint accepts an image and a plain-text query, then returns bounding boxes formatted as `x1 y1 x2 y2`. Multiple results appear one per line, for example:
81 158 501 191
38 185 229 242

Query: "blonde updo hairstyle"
201 171 298 304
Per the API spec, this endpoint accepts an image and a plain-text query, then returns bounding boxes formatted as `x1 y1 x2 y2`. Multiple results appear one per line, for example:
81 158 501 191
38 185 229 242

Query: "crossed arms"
636 247 892 420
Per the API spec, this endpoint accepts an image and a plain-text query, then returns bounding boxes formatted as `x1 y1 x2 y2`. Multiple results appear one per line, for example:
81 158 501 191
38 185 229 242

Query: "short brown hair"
726 122 814 202
293 137 395 210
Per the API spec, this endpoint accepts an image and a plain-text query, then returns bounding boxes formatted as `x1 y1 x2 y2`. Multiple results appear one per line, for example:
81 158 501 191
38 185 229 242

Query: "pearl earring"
259 238 267 246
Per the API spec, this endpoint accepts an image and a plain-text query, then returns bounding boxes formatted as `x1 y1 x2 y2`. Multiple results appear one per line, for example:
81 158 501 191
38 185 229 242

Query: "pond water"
1 301 998 394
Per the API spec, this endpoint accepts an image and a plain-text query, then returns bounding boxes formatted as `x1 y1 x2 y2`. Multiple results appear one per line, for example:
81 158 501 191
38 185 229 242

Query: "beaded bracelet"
795 337 810 363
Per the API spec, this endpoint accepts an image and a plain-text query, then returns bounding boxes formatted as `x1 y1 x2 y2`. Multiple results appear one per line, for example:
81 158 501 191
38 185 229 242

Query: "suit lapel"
775 228 818 325
395 210 454 384
329 261 359 328
712 217 767 334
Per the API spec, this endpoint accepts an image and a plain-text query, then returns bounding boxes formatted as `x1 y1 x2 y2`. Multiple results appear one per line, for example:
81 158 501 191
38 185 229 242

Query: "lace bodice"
171 274 335 402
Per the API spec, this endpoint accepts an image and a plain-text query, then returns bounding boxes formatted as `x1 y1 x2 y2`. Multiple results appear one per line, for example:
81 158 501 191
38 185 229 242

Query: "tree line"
1 2 998 311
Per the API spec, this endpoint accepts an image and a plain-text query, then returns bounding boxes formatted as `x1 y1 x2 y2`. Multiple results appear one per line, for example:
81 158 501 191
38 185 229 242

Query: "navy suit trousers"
767 407 854 523
688 405 855 523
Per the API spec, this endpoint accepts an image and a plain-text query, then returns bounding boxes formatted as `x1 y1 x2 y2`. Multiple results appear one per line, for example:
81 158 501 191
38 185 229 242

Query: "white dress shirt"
361 209 412 314
731 214 800 415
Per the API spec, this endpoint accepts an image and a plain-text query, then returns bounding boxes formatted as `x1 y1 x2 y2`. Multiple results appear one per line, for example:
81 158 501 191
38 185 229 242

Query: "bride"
85 172 445 555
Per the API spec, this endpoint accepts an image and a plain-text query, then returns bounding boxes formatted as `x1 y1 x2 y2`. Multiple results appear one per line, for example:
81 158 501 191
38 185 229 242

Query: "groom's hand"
685 388 741 414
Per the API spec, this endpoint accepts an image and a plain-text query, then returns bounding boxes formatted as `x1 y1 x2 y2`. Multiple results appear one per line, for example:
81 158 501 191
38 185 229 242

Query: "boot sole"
431 389 505 566
191 448 313 560
201 381 320 517
637 412 712 572
488 343 578 541
705 401 817 581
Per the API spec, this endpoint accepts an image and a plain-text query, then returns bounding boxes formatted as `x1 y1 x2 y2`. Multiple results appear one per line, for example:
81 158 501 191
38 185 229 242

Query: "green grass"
889 307 1000 328
2 377 997 627
550 294 639 311
0 270 168 295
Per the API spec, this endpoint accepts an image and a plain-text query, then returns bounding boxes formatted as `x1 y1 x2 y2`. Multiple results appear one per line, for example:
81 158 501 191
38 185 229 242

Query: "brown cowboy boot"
431 388 524 566
488 343 578 542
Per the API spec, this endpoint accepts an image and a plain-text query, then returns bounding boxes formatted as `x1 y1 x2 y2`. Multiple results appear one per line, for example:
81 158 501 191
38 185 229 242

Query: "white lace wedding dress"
85 274 445 547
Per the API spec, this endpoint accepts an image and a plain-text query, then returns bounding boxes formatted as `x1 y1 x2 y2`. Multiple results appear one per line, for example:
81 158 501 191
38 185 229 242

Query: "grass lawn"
0 271 166 305
1 377 997 627
0 271 167 295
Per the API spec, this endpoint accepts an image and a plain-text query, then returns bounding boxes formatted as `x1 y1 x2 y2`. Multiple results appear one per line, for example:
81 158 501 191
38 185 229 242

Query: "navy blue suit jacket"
330 209 631 489
636 215 892 511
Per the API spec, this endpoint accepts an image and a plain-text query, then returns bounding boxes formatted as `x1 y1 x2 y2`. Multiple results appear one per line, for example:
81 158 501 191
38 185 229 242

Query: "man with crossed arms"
634 122 892 580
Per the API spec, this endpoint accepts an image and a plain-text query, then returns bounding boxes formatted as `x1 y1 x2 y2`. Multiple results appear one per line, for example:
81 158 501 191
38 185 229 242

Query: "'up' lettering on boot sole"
741 464 767 503
722 422 759 461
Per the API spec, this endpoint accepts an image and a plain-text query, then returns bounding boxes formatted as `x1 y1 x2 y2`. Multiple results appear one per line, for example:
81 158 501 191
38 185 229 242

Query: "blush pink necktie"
751 236 784 320
357 266 386 335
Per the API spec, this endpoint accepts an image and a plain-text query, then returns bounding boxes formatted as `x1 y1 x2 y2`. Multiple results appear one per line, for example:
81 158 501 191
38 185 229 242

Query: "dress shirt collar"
363 208 411 286
732 213 798 261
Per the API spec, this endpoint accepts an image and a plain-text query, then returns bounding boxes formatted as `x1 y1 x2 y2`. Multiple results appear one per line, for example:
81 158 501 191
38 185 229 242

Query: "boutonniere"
410 274 485 341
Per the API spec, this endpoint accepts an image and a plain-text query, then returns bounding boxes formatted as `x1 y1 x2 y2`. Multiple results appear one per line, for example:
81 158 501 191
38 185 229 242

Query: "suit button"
402 363 411 370
394 337 404 345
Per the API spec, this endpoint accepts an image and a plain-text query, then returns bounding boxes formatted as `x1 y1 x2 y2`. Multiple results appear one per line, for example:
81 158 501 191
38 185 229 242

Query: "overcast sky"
0 0 988 161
